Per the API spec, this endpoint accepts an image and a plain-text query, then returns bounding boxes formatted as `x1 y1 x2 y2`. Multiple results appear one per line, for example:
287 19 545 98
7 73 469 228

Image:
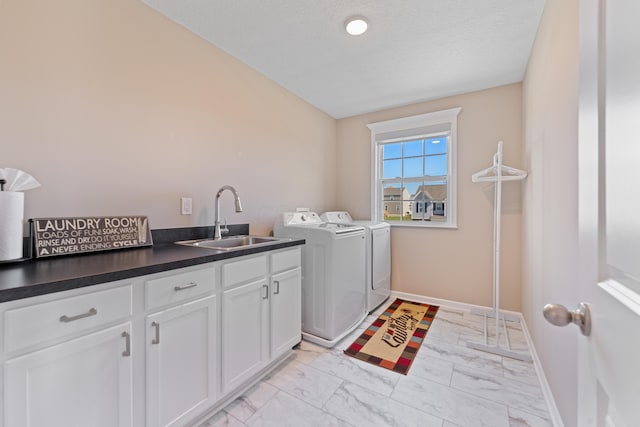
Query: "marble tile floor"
200 302 554 427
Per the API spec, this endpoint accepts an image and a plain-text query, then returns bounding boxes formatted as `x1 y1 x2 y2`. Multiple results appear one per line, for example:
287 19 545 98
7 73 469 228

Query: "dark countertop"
0 225 304 303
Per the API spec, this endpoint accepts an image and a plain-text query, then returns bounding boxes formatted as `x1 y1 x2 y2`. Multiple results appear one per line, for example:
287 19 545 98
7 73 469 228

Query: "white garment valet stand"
468 141 531 362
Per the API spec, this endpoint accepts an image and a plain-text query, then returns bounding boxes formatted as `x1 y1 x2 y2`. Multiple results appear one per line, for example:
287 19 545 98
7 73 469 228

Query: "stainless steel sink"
176 235 287 251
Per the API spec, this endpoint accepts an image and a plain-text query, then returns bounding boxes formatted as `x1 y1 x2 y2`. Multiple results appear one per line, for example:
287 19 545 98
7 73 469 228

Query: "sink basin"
176 235 287 251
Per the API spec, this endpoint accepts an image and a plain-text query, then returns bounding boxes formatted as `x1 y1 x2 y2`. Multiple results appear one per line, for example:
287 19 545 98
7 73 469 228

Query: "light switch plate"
181 197 192 215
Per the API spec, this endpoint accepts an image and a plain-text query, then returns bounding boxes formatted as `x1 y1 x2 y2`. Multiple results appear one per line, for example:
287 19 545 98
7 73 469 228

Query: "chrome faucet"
214 185 243 240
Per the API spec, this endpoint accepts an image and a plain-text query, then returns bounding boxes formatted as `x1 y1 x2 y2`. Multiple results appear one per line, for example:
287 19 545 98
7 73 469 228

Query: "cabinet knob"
174 282 198 291
122 331 131 357
151 321 160 344
59 307 98 323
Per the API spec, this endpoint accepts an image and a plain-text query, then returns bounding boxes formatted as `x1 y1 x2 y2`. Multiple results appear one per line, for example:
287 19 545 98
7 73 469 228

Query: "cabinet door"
146 296 217 427
270 268 302 359
4 323 133 427
221 279 269 394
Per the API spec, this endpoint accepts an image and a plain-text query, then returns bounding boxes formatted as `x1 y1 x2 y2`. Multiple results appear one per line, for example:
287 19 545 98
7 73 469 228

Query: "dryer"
274 210 367 347
321 211 391 313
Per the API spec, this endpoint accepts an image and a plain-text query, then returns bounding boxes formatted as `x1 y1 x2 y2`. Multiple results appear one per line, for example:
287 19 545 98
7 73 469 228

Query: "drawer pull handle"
59 307 98 323
151 321 160 345
122 331 131 357
273 280 280 295
262 284 269 299
174 282 197 291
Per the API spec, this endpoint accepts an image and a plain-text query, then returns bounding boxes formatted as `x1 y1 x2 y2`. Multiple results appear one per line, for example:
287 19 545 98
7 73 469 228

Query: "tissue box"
0 192 24 261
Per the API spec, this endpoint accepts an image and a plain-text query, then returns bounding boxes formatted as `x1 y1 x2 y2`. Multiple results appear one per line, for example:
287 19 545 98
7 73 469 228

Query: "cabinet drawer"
222 255 267 288
145 266 215 310
271 247 301 273
4 284 132 353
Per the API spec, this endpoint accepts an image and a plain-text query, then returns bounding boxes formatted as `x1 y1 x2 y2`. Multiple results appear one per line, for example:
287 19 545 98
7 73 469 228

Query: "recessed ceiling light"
345 16 368 36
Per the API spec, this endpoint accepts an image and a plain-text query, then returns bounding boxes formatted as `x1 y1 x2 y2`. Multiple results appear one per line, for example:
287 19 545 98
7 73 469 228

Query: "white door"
221 278 269 393
146 296 217 427
576 0 640 425
270 268 302 358
4 323 133 427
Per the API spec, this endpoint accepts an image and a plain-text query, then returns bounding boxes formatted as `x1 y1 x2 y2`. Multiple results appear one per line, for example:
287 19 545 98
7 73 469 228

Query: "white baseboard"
518 315 565 427
390 290 565 427
390 290 521 318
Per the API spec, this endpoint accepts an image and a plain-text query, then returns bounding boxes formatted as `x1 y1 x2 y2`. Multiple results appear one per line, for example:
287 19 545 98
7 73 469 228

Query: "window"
368 108 461 228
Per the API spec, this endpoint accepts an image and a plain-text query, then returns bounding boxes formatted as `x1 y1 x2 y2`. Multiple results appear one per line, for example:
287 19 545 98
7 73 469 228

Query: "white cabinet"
220 254 269 393
270 247 302 359
145 266 216 311
0 245 302 427
4 285 132 354
4 323 133 427
270 267 302 358
221 278 269 393
221 248 301 393
143 264 217 427
146 295 217 427
2 283 133 427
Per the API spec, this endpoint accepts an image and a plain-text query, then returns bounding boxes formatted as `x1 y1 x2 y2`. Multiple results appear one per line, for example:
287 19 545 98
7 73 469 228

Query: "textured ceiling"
142 0 546 119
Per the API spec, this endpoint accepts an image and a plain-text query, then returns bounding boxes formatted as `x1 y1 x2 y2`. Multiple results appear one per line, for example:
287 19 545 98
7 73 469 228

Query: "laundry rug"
344 298 439 375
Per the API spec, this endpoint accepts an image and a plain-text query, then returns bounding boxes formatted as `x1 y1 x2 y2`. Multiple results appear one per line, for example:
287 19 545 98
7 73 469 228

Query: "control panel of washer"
282 211 323 225
320 211 353 223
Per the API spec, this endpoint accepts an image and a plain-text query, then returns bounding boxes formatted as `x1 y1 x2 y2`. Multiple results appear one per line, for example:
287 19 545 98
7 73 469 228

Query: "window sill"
387 222 459 230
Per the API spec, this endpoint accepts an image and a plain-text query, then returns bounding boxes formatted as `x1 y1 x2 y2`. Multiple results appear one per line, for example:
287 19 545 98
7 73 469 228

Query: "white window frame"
367 107 461 229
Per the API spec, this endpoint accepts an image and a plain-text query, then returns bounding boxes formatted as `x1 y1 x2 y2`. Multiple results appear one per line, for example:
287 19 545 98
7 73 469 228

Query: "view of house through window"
382 136 448 223
368 108 461 228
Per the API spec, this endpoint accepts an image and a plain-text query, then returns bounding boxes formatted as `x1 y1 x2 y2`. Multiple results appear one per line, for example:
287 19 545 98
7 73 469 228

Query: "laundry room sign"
31 216 152 258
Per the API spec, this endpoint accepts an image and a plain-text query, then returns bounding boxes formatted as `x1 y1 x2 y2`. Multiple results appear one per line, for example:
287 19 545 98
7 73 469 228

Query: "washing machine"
274 210 367 347
321 211 391 313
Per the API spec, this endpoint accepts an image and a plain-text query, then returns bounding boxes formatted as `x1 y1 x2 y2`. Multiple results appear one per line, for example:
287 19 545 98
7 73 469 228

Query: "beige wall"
337 84 524 310
522 0 579 425
0 0 336 236
0 0 526 312
2 4 581 421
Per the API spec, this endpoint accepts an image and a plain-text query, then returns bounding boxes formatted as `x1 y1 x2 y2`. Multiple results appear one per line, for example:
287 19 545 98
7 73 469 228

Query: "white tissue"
0 191 24 260
0 168 41 192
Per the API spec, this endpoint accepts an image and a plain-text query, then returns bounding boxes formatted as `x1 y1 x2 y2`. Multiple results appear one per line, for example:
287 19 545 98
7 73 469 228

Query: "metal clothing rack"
467 141 531 362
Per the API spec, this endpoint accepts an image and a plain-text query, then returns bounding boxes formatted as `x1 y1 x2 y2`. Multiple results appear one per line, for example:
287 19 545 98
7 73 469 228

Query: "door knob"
543 302 591 336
